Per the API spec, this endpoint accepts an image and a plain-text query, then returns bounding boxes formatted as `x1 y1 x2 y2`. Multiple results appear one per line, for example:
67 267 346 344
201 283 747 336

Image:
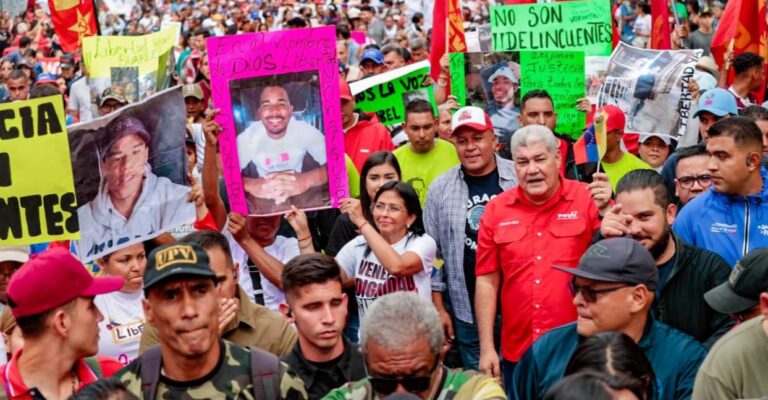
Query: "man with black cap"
693 249 768 399
0 248 125 398
113 243 308 399
76 116 194 260
510 237 707 400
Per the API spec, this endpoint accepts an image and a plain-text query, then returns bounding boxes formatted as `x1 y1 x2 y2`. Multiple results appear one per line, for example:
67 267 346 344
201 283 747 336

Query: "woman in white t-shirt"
335 181 436 323
94 243 146 366
632 2 652 48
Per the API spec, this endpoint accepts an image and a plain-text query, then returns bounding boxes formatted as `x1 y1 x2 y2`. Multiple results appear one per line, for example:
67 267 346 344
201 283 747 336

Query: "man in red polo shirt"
0 248 124 399
340 78 394 172
475 125 612 389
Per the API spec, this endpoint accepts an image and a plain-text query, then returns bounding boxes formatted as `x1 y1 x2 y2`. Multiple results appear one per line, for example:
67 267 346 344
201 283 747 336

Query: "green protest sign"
491 0 612 56
449 53 466 106
520 51 586 139
349 60 435 126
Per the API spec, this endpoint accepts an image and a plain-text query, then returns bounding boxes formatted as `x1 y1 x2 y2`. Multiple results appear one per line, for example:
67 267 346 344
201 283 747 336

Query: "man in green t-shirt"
323 292 505 400
394 99 460 205
599 105 652 191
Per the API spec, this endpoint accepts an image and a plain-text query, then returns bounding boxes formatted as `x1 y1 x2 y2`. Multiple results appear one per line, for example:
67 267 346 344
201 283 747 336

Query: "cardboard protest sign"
520 51 585 138
82 25 178 105
448 52 521 142
68 86 194 261
597 42 701 140
349 60 436 127
0 96 79 246
207 26 348 217
490 0 613 56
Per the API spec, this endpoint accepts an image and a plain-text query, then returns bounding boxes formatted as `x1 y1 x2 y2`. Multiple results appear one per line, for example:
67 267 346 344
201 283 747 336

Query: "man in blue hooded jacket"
673 117 768 266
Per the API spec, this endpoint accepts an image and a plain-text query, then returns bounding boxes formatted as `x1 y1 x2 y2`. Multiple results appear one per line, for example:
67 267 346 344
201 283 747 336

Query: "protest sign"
597 42 701 140
207 26 348 217
478 24 493 52
0 96 79 246
82 25 178 105
349 60 436 127
490 0 613 56
520 51 585 138
68 86 194 261
448 51 520 141
350 31 367 46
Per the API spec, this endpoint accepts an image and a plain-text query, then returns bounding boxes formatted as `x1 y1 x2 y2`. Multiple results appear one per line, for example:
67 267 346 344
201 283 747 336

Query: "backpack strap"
140 346 163 400
250 347 281 400
83 357 104 379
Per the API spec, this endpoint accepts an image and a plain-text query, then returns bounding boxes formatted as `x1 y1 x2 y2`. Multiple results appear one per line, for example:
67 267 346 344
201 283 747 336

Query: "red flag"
650 0 671 49
710 0 767 101
429 0 466 96
48 0 98 53
429 0 447 82
447 0 466 52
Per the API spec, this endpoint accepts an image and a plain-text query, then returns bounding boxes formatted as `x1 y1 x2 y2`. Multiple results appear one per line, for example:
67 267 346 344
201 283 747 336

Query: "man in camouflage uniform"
112 243 307 399
323 292 505 400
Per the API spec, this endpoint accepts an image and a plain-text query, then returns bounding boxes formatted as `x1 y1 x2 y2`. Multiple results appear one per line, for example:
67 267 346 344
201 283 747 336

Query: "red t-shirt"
476 178 601 361
344 113 395 172
0 349 123 399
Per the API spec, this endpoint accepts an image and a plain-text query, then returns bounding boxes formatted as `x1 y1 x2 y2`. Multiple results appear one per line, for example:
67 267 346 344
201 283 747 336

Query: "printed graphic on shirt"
710 222 738 235
465 193 498 251
107 319 145 345
758 224 768 236
355 259 416 315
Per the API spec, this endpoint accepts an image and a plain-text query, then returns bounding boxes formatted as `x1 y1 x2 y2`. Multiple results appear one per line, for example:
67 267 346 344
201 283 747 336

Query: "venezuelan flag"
573 111 607 165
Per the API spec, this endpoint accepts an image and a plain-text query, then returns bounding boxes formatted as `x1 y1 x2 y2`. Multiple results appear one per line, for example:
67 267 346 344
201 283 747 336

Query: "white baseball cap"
487 67 518 84
639 133 672 145
451 106 494 136
0 246 30 264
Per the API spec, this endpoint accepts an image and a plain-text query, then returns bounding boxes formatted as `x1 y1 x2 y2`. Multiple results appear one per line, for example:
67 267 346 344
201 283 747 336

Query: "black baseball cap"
554 238 659 290
144 243 217 291
704 249 768 314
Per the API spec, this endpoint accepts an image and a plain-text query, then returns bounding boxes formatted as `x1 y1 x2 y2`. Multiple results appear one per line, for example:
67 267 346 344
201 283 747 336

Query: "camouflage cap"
100 87 127 107
144 243 216 291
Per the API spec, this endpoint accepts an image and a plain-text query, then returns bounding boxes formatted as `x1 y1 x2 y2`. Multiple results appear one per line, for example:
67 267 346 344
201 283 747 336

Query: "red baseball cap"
7 248 124 318
339 78 353 101
598 105 626 132
451 106 494 136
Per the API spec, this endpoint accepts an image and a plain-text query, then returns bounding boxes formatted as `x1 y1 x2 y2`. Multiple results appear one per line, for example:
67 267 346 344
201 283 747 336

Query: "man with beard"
486 66 520 144
237 84 328 206
600 170 733 348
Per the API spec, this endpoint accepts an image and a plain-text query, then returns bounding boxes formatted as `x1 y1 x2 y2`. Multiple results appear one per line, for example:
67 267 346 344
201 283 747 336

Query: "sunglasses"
569 281 629 303
368 361 439 395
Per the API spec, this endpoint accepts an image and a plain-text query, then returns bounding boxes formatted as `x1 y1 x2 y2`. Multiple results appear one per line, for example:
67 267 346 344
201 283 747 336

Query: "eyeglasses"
569 281 629 303
368 361 439 395
372 202 404 214
676 174 713 189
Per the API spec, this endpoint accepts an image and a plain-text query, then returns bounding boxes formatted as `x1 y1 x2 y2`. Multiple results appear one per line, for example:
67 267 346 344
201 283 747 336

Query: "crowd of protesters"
1 0 768 399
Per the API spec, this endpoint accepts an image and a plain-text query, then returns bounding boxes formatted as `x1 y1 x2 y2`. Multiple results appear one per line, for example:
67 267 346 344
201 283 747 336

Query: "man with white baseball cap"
425 106 517 369
0 247 27 311
486 65 520 145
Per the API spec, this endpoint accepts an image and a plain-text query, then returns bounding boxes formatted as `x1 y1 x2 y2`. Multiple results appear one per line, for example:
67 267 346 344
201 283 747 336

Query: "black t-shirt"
463 168 502 310
656 256 675 299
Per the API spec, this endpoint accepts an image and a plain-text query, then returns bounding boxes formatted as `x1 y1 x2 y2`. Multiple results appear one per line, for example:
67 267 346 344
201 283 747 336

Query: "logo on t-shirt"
355 260 416 315
557 211 579 220
106 320 145 344
710 222 737 235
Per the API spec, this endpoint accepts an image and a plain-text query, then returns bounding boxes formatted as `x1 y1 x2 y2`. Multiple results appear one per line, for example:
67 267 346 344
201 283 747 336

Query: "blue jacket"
510 318 706 400
673 168 768 267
